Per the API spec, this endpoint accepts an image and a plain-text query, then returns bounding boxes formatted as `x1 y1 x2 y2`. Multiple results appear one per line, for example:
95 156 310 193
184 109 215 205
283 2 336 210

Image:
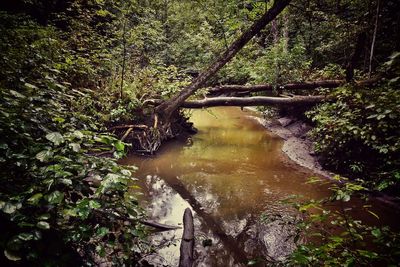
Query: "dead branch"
108 124 148 130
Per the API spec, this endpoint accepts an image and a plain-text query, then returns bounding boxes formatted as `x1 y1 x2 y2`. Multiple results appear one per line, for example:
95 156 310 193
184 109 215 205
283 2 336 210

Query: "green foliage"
249 39 311 84
307 84 400 191
384 51 400 86
0 83 146 265
309 63 346 80
289 177 400 266
126 65 192 101
0 9 147 266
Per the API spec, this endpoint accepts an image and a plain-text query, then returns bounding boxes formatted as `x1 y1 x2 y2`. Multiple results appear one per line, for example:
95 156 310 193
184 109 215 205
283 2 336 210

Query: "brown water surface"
120 107 395 266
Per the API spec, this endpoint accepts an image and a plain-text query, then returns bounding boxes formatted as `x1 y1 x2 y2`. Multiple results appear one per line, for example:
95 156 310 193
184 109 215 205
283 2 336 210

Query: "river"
119 107 396 266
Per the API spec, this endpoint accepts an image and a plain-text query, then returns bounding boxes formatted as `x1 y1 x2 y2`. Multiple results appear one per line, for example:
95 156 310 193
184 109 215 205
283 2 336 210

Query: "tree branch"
180 95 325 108
155 0 292 119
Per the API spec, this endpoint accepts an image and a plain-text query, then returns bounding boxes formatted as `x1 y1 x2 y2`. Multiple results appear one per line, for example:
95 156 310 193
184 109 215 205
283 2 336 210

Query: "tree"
155 0 292 121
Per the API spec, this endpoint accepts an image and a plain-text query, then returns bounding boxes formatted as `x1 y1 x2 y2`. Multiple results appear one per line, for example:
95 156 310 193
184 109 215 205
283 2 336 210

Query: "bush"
0 11 147 266
307 84 400 191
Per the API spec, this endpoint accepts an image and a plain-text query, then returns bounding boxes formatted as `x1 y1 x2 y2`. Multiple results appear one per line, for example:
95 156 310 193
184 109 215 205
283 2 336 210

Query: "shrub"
307 84 400 191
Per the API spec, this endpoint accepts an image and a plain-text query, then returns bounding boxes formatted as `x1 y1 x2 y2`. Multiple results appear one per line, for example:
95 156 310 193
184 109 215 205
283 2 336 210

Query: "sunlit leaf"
36 221 50 230
45 132 64 146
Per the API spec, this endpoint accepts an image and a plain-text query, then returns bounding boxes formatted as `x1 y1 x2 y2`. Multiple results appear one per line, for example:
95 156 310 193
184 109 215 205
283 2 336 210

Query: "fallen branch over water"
94 209 181 231
180 95 325 108
140 219 182 231
209 80 343 94
207 78 379 95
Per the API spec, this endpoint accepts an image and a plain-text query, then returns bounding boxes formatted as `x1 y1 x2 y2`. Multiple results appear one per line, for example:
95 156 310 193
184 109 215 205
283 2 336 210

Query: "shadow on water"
120 107 399 266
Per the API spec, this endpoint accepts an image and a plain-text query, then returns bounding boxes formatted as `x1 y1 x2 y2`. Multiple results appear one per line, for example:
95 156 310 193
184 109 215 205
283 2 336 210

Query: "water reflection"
120 107 333 266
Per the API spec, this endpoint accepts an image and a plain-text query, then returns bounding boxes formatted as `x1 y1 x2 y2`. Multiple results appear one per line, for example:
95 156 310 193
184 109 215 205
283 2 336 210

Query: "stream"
120 107 397 266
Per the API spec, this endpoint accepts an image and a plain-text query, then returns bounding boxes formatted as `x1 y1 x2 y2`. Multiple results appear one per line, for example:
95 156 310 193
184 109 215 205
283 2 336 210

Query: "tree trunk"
155 0 292 120
346 32 367 82
369 0 380 77
282 12 289 52
180 95 325 108
208 78 378 95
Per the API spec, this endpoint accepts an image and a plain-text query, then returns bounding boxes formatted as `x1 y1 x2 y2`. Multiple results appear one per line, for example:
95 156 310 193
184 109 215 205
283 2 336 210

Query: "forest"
0 0 399 266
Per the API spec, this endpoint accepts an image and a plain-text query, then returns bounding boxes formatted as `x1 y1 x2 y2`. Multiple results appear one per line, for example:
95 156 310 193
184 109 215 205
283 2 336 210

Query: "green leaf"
357 249 378 259
0 143 8 149
371 228 382 238
52 117 65 123
45 191 64 204
38 213 51 220
24 82 39 90
72 130 84 139
96 227 109 238
17 233 35 241
9 90 26 99
69 143 81 152
4 249 21 261
114 141 125 151
45 132 64 146
27 193 43 205
60 178 72 186
1 202 21 214
35 150 53 162
88 200 101 209
36 221 50 230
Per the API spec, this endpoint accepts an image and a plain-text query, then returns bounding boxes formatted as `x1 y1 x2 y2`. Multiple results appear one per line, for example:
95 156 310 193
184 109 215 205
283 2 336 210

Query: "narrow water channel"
120 107 394 266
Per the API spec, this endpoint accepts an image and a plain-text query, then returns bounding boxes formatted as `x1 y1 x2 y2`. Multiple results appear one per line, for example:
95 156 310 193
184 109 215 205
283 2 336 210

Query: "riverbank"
244 109 400 212
243 108 333 179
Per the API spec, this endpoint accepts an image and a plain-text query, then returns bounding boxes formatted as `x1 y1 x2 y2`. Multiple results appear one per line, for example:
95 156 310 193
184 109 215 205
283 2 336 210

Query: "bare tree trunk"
155 0 292 120
369 0 380 77
120 17 127 99
179 95 325 108
271 18 279 44
282 12 289 52
346 32 367 82
163 0 171 65
271 17 281 86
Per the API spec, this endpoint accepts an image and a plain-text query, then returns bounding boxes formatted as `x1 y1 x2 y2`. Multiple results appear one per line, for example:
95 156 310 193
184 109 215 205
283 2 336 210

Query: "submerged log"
179 208 194 267
180 95 325 108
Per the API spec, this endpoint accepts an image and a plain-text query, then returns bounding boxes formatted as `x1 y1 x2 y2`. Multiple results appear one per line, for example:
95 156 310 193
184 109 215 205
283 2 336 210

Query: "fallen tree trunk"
179 208 194 267
179 95 325 108
208 78 379 95
208 80 342 94
155 0 292 120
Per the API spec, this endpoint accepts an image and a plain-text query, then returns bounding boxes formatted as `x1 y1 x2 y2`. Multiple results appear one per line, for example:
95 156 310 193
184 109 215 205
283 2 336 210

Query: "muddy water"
120 107 394 266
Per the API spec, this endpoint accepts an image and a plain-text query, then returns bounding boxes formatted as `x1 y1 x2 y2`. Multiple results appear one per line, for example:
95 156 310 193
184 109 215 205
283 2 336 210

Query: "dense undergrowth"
0 8 149 266
287 176 400 266
307 54 400 194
